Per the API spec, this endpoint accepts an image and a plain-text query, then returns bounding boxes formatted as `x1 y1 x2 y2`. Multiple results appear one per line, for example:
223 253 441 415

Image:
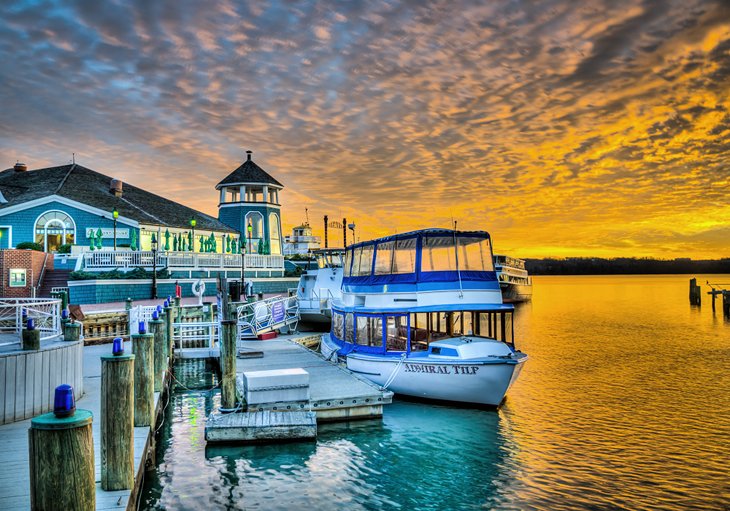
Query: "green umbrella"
188 231 193 251
173 233 178 251
89 230 95 251
130 230 137 251
181 235 187 251
164 229 170 251
209 233 216 253
95 228 103 249
199 235 205 252
257 239 263 254
225 234 230 253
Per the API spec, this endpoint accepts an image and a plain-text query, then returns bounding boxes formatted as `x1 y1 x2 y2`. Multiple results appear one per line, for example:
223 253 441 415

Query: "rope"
381 352 407 391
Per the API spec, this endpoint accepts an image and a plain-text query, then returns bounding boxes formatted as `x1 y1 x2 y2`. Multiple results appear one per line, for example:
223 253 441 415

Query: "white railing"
129 305 159 334
174 321 219 351
82 250 284 271
0 298 62 344
236 295 299 339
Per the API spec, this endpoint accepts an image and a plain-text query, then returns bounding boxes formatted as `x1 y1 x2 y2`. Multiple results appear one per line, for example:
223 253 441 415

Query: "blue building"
216 150 284 256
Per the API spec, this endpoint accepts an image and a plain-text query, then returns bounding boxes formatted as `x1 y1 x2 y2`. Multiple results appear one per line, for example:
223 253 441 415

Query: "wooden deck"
0 342 167 510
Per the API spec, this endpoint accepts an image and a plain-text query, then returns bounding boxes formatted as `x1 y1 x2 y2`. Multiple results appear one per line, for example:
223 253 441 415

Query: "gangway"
236 295 299 340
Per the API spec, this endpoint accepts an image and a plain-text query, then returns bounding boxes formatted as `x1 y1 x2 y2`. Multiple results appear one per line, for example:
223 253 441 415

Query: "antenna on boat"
305 207 309 225
453 221 464 298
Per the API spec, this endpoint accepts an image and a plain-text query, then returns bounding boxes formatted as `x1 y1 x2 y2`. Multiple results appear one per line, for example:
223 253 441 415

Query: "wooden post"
165 306 174 358
29 410 95 510
149 319 166 392
101 354 135 490
132 333 155 427
220 319 237 411
689 278 701 305
723 291 730 317
22 328 41 350
63 321 81 342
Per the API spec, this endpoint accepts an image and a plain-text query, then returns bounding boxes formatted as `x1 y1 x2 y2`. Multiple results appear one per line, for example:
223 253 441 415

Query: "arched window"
244 212 264 252
35 210 75 252
269 212 281 255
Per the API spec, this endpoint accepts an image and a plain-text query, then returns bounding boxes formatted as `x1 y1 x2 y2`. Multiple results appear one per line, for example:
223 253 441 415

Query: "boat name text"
403 364 479 375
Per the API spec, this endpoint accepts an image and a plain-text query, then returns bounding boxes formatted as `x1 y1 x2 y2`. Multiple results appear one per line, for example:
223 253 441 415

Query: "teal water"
141 275 730 510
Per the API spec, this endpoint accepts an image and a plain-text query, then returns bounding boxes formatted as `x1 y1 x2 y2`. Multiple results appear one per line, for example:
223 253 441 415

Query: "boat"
321 229 527 407
493 255 532 302
296 248 345 324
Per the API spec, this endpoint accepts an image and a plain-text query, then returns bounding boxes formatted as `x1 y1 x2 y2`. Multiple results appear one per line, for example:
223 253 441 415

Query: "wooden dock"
0 342 167 510
233 337 393 422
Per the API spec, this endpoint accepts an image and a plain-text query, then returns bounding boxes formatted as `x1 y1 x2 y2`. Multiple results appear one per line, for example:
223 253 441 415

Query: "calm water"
141 275 730 510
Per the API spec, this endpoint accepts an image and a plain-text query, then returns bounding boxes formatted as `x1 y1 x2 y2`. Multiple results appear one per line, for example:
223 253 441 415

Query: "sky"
1 0 729 259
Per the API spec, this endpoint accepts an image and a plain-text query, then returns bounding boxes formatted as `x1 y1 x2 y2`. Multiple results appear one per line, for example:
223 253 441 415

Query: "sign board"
271 301 285 323
86 228 130 239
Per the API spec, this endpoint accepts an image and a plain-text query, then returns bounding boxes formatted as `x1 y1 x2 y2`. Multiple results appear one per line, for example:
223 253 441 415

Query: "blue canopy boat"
321 228 528 407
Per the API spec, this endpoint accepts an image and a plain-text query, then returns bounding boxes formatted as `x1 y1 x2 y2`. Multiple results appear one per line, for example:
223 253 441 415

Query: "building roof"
0 163 237 232
216 151 283 189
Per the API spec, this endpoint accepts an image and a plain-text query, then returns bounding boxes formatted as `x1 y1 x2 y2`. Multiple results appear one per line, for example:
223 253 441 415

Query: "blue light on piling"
27 318 35 330
156 305 163 314
53 384 75 418
152 310 159 320
163 299 169 307
112 337 124 356
138 321 146 334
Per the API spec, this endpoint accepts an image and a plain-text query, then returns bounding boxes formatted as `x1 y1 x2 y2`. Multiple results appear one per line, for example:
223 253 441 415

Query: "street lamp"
190 217 196 252
247 219 253 253
151 233 158 299
112 207 118 250
240 234 246 300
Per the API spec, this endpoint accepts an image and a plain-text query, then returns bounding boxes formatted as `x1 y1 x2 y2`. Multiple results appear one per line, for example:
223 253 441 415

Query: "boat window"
409 312 430 351
477 311 514 345
458 237 493 271
356 315 383 347
350 247 363 276
392 238 416 274
421 236 456 272
333 312 345 340
374 241 394 275
343 250 353 277
354 245 374 276
385 315 408 351
345 313 354 343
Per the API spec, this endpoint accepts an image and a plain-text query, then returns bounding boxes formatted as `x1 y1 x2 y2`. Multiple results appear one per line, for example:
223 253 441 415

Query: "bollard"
164 306 174 359
22 327 41 350
724 291 730 317
100 352 135 490
220 319 238 411
148 319 166 392
63 321 81 342
29 406 95 509
125 297 133 310
174 296 181 308
132 333 155 427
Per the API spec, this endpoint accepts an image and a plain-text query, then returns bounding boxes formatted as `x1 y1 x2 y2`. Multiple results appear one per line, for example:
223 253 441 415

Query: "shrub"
57 244 72 254
15 241 43 251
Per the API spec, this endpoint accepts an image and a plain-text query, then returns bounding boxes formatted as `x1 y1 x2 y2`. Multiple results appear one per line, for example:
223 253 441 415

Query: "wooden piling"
723 291 730 317
149 319 166 392
22 328 40 350
220 319 238 410
29 410 95 510
132 333 155 427
100 354 135 490
165 306 174 358
63 321 81 342
689 278 701 305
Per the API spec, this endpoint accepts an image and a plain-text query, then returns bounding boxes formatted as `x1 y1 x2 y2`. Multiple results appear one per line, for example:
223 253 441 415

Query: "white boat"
493 255 533 303
296 248 345 324
321 229 527 407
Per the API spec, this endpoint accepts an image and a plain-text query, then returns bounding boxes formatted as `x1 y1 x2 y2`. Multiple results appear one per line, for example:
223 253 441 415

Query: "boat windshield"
421 235 493 272
316 251 344 269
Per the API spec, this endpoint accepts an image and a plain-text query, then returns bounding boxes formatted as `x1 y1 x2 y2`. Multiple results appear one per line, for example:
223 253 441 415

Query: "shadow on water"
142 360 521 510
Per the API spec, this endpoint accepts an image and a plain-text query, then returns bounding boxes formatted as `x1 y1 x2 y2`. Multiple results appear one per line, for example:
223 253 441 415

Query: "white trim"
218 202 281 209
0 195 139 227
216 182 283 190
34 210 77 251
0 225 12 247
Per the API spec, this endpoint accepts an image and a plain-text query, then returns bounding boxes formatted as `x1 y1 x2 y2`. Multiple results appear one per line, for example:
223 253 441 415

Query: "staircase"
38 269 71 298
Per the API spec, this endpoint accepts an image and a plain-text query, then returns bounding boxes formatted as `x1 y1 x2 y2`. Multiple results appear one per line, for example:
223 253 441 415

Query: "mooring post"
220 318 238 411
63 320 81 342
22 321 41 350
100 347 135 490
689 278 701 305
28 390 94 510
164 305 174 359
723 291 729 317
132 330 155 427
149 318 166 392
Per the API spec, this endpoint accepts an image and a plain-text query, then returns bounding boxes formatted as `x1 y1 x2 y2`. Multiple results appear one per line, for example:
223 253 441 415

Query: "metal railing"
236 295 299 339
0 298 62 345
174 322 219 351
82 250 284 271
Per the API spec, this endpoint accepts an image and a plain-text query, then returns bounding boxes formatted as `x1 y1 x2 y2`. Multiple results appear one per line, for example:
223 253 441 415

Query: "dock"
0 342 167 510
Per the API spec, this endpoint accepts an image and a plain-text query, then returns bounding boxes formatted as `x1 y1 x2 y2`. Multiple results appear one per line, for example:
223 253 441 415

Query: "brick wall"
0 249 54 298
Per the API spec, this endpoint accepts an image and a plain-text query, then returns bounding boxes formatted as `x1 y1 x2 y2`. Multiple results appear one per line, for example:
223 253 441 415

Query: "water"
141 275 730 510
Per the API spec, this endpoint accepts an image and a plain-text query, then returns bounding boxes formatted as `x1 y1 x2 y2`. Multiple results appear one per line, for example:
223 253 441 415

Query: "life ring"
192 279 205 304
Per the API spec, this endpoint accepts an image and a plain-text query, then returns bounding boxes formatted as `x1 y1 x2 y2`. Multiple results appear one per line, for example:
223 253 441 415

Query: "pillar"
132 333 154 427
63 321 81 342
149 319 166 392
100 354 134 490
220 319 237 411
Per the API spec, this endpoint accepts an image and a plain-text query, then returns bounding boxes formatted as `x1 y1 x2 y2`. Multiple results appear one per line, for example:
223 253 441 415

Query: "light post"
190 218 196 252
247 220 253 254
112 207 118 250
348 222 356 245
240 235 246 300
151 234 158 299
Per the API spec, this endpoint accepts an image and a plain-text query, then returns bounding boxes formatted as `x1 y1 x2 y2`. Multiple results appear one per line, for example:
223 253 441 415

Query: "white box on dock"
239 368 310 405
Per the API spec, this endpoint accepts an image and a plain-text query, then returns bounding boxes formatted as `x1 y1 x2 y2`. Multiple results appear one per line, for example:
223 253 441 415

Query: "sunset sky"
1 0 729 258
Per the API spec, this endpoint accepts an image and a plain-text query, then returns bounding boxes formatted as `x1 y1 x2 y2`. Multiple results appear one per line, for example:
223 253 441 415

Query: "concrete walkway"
0 342 163 510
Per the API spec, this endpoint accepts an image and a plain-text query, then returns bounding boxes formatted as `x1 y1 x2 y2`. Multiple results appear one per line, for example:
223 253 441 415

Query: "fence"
0 298 62 344
82 250 284 271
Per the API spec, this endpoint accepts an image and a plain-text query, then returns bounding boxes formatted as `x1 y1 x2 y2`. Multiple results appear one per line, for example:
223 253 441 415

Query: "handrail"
35 252 50 298
236 295 299 338
0 298 62 343
82 250 284 271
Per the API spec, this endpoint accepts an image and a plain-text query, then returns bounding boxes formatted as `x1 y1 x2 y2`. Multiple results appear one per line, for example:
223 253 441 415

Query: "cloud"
0 0 728 258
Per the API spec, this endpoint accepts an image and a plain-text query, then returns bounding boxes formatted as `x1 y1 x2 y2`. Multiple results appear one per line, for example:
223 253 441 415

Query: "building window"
269 213 281 255
245 212 264 252
9 269 26 287
35 211 75 252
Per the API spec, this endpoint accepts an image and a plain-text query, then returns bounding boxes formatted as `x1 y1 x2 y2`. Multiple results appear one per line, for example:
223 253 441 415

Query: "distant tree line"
524 258 730 275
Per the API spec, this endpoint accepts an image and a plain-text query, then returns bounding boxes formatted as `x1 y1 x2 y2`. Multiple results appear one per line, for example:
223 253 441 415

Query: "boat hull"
500 282 532 303
321 335 526 407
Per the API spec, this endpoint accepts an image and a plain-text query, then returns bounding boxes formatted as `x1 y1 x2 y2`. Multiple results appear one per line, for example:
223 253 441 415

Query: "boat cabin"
313 248 345 269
